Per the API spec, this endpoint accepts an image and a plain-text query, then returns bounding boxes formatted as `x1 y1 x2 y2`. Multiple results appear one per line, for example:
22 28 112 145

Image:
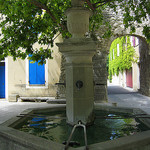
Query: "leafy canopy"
0 0 149 64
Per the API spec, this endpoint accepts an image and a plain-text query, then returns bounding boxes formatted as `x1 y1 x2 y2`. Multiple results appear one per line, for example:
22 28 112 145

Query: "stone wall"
55 55 66 99
139 38 150 96
93 51 108 102
93 39 110 102
56 7 150 101
56 42 109 102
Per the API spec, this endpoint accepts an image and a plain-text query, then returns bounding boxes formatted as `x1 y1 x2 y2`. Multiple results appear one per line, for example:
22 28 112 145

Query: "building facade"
111 36 140 91
0 36 62 102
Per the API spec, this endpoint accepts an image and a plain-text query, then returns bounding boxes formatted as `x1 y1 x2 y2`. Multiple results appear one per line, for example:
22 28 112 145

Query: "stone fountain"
1 1 150 150
57 0 97 125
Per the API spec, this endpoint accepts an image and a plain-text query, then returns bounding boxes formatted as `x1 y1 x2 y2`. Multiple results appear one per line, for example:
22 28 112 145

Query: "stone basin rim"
0 104 150 150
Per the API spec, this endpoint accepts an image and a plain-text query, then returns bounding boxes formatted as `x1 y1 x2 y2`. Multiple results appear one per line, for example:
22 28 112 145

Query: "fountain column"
57 0 97 125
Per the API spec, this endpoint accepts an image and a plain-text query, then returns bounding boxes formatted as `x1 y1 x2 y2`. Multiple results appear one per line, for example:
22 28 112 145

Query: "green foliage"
0 0 71 63
108 36 138 81
0 0 149 63
143 25 150 43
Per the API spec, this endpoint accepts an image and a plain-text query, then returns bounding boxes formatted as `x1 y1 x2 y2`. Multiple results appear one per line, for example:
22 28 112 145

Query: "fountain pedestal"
57 0 97 125
57 39 97 125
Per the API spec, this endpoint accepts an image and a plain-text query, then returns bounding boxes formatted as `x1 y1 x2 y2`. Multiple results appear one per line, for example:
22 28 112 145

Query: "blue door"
29 60 45 85
0 64 5 98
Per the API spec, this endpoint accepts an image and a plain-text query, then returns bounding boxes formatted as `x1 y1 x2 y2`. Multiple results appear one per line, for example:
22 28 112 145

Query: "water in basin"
15 110 149 148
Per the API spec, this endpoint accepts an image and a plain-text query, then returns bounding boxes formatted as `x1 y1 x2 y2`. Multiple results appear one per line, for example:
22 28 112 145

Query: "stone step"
46 99 66 104
18 97 55 102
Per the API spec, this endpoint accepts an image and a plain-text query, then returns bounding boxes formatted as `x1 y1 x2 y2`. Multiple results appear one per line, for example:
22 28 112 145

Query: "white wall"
7 34 63 101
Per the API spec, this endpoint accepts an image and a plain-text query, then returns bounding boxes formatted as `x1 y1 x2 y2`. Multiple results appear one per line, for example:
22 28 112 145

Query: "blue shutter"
36 61 45 84
29 60 45 85
0 65 5 98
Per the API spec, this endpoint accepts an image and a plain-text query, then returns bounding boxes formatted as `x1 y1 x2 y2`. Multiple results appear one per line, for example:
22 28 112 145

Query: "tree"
0 0 149 63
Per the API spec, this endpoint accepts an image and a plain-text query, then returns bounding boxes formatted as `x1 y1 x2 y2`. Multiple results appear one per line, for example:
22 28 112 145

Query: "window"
130 36 133 46
29 59 45 85
136 37 139 45
113 49 115 59
117 44 120 56
26 56 48 89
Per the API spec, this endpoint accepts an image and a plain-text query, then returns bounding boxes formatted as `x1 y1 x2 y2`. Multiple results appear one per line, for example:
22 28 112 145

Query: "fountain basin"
0 104 150 150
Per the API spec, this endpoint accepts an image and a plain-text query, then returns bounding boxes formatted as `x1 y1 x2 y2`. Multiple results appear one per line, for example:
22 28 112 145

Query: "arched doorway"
93 33 150 103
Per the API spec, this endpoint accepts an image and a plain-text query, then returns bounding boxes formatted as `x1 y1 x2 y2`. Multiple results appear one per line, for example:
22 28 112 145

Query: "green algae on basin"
15 110 149 148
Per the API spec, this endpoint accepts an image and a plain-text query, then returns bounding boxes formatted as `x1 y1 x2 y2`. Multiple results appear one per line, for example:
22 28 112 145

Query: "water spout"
64 121 88 150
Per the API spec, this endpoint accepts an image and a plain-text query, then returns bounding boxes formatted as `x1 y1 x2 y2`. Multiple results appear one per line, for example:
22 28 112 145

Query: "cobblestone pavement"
0 99 62 124
108 83 150 115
